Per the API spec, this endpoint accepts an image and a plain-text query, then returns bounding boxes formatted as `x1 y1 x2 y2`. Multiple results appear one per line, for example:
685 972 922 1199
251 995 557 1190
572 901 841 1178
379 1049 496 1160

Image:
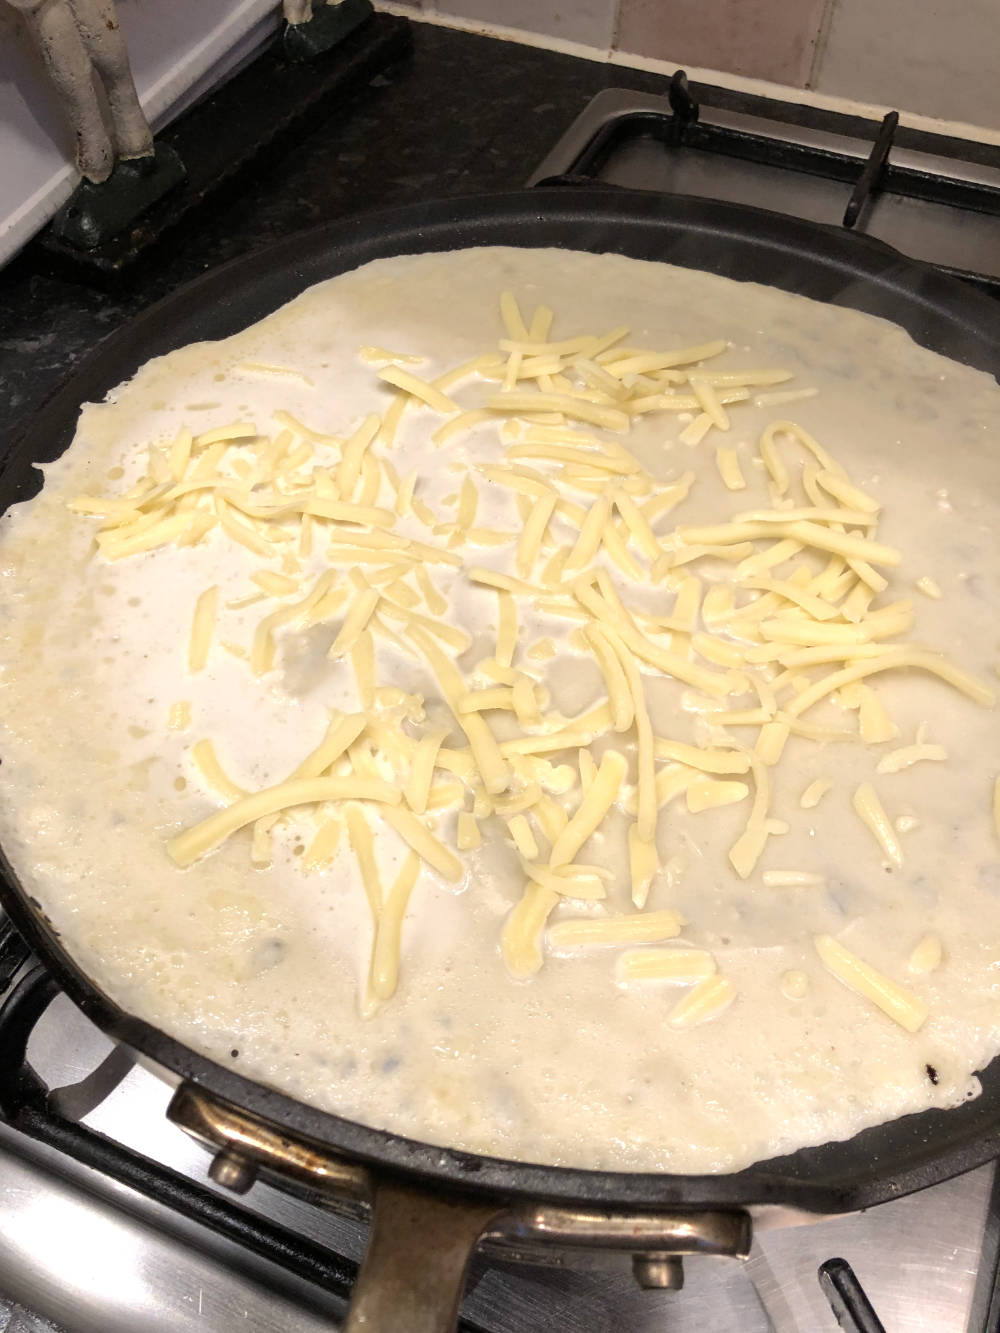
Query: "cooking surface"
2 15 1000 1332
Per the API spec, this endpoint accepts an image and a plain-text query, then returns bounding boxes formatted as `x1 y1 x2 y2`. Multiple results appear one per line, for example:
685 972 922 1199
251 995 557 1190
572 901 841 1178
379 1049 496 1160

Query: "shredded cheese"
501 882 558 976
404 728 449 815
187 586 217 673
380 805 463 881
550 750 627 867
852 783 903 867
814 934 926 1032
668 975 736 1028
369 851 420 1002
876 741 948 774
800 778 833 809
377 365 458 415
168 776 400 866
686 777 749 812
715 447 746 490
907 933 943 975
619 948 716 983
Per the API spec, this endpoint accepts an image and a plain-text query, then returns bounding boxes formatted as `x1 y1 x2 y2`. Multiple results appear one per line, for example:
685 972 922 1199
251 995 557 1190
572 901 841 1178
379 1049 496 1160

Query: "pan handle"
344 1178 504 1333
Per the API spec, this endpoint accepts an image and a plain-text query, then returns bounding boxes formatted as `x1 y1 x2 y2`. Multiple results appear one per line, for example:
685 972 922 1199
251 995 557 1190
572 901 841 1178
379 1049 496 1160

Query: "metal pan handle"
344 1179 504 1333
170 1083 753 1332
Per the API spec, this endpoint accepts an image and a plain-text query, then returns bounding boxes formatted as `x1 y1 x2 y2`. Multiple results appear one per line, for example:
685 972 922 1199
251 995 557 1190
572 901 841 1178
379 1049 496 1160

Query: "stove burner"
529 82 1000 296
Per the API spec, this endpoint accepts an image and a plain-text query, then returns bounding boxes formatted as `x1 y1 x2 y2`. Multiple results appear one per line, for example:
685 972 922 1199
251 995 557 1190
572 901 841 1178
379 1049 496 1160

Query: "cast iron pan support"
168 1083 752 1332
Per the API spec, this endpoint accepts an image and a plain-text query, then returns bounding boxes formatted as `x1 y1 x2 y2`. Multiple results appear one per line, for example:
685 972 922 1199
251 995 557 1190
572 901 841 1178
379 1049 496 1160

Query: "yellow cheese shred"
188 586 218 673
907 933 943 975
167 776 400 867
346 805 382 921
686 777 749 813
507 813 540 859
669 975 736 1028
502 882 559 977
584 622 634 732
814 934 926 1032
549 909 685 948
852 782 903 867
456 811 482 850
404 727 449 815
328 587 381 659
302 817 341 871
715 447 746 490
550 750 627 867
376 365 458 415
168 700 192 731
369 851 421 1002
190 738 247 802
627 824 659 908
800 778 833 808
619 948 716 983
516 492 557 578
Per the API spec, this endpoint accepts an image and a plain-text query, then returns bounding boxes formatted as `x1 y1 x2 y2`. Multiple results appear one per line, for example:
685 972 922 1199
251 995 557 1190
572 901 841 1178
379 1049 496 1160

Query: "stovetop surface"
2 16 999 1333
3 991 996 1333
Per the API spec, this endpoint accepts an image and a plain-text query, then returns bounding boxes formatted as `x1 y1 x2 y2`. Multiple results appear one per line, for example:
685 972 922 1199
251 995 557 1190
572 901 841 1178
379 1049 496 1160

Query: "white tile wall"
425 0 617 49
409 0 1000 131
812 0 1000 127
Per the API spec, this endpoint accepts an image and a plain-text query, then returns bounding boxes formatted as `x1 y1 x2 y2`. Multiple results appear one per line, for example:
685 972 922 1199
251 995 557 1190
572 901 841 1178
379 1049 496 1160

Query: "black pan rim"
3 187 999 1215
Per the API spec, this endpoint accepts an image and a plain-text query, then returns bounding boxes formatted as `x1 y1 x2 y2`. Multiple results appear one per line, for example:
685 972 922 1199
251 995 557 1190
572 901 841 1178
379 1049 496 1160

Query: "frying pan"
2 188 1000 1331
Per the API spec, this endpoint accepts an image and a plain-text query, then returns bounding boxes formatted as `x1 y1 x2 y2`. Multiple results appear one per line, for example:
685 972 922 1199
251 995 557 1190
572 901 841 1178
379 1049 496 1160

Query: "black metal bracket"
49 144 186 252
0 963 58 1119
819 1257 887 1333
843 110 899 229
0 910 31 993
35 11 412 280
667 70 699 139
283 0 374 62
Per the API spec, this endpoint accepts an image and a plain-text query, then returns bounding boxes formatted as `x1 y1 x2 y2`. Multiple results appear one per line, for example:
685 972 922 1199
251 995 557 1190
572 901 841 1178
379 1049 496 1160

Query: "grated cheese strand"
346 805 382 921
715 447 746 491
549 750 627 868
619 948 716 983
502 882 559 976
814 934 926 1032
380 805 462 881
404 727 449 815
628 823 660 908
328 587 381 659
190 738 246 802
584 622 634 732
546 910 685 949
369 851 421 1002
800 778 833 809
907 933 943 975
669 975 736 1029
188 586 218 673
295 713 367 779
377 365 458 415
167 776 400 866
852 782 903 867
302 818 341 871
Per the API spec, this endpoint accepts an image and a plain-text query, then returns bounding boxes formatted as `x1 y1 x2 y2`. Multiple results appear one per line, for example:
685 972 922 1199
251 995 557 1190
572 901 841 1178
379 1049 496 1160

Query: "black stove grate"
530 73 1000 299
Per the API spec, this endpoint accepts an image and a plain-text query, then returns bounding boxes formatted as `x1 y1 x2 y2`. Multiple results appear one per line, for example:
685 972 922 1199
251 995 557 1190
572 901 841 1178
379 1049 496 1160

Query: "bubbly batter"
1 247 999 1173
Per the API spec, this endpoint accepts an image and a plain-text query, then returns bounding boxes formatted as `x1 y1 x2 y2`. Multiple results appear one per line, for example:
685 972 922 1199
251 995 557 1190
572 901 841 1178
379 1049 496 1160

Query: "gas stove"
2 59 1000 1333
2 940 998 1333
